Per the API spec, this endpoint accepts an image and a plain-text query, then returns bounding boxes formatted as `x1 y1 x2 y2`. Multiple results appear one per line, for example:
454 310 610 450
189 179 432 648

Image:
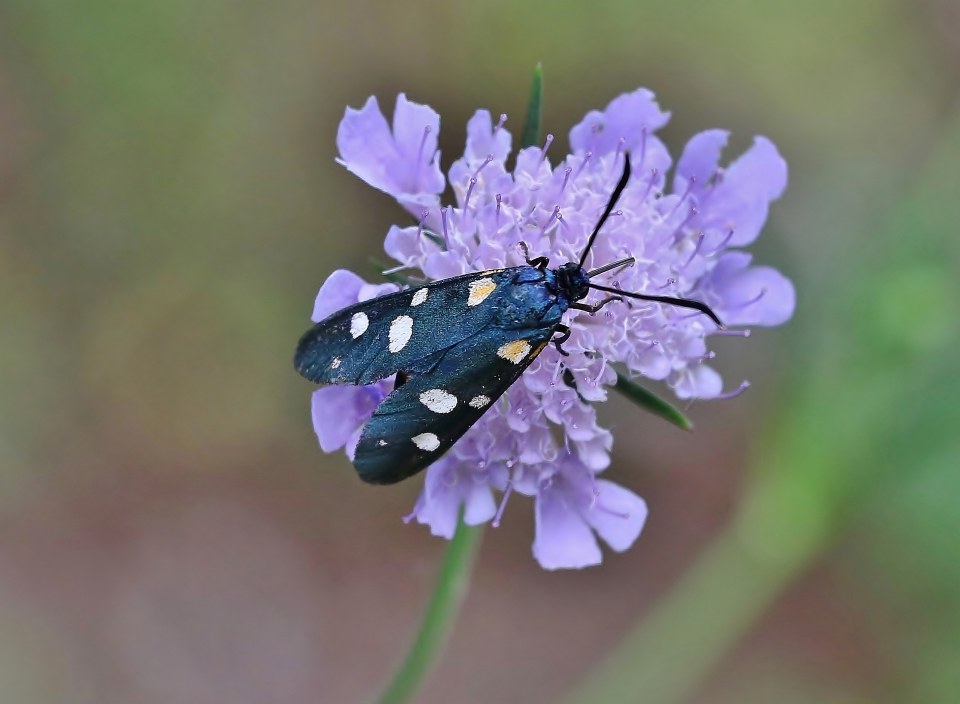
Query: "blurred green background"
1 1 958 702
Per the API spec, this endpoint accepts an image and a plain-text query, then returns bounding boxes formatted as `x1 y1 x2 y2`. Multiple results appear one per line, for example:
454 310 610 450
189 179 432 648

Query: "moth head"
554 262 591 302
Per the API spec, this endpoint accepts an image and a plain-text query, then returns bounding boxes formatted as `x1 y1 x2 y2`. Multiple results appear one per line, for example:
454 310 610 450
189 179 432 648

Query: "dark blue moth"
294 157 721 484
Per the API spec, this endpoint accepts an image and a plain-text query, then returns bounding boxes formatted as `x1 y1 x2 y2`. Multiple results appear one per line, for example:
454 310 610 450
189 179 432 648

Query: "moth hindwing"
353 324 554 484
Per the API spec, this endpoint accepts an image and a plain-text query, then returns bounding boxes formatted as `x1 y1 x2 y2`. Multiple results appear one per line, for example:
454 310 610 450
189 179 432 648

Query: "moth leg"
552 324 572 356
518 241 549 271
570 296 623 314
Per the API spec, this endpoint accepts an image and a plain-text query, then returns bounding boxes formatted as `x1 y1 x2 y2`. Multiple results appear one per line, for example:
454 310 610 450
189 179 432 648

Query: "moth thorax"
554 262 590 302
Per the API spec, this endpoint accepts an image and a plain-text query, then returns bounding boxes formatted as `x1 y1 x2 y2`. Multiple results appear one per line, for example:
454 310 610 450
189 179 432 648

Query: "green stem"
375 519 484 704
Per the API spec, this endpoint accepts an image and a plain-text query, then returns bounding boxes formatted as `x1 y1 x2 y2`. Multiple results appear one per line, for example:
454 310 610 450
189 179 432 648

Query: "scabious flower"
309 89 794 569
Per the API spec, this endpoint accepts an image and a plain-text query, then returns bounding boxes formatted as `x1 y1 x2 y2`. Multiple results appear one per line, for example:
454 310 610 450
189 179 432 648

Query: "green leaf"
520 63 543 149
614 371 693 431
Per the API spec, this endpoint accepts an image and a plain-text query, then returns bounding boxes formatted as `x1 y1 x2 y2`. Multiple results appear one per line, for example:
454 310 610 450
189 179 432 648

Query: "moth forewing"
293 269 513 386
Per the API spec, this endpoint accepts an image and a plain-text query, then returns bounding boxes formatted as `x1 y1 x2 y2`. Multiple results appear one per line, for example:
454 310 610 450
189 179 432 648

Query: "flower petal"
706 136 787 246
674 365 723 400
336 94 445 206
311 269 365 322
310 384 384 452
581 480 648 552
569 88 671 156
533 481 602 570
464 109 512 163
709 255 797 326
417 461 465 539
336 96 399 194
674 129 729 194
464 483 497 525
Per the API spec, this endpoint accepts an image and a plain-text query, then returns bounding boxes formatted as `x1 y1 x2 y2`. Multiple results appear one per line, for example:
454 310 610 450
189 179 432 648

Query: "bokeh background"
2 1 959 702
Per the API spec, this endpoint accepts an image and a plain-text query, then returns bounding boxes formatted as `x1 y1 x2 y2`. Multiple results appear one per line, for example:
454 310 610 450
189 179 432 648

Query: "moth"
294 157 722 484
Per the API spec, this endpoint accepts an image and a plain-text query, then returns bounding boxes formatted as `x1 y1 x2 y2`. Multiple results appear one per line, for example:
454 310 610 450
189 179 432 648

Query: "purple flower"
308 90 794 569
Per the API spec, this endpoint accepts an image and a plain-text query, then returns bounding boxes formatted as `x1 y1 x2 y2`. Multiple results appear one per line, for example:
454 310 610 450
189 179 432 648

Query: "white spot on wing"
419 389 458 413
468 395 491 409
388 315 414 353
411 288 429 306
331 357 341 369
497 340 532 364
350 312 369 338
376 439 388 447
412 432 440 451
467 277 497 306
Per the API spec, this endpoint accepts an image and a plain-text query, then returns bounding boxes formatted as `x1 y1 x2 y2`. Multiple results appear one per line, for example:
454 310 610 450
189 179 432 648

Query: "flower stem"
375 519 484 704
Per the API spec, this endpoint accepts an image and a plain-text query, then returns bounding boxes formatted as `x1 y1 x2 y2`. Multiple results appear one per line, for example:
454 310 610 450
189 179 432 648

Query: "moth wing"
353 324 555 485
294 269 516 385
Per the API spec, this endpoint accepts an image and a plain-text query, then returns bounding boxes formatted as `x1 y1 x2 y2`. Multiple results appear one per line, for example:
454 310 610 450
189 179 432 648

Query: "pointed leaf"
520 63 543 149
614 371 693 431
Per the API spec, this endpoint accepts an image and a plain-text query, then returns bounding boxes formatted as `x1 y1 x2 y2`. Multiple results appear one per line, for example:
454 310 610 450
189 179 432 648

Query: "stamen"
492 480 514 528
693 350 717 362
402 495 425 524
729 287 767 311
708 227 735 255
416 209 429 239
574 151 594 180
656 277 678 291
612 137 627 174
440 206 451 249
597 503 630 519
640 168 659 202
656 205 697 249
495 193 502 226
591 359 607 386
682 232 706 269
669 176 696 216
559 167 573 196
472 154 494 179
416 125 432 177
590 122 602 152
550 360 564 387
493 113 508 134
539 205 561 238
636 126 648 171
714 328 751 338
463 177 478 211
381 263 412 275
716 380 750 400
540 133 555 161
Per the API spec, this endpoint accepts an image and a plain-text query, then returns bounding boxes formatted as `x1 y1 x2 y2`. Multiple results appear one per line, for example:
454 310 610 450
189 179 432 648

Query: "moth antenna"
586 256 635 278
578 154 631 267
589 282 724 327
